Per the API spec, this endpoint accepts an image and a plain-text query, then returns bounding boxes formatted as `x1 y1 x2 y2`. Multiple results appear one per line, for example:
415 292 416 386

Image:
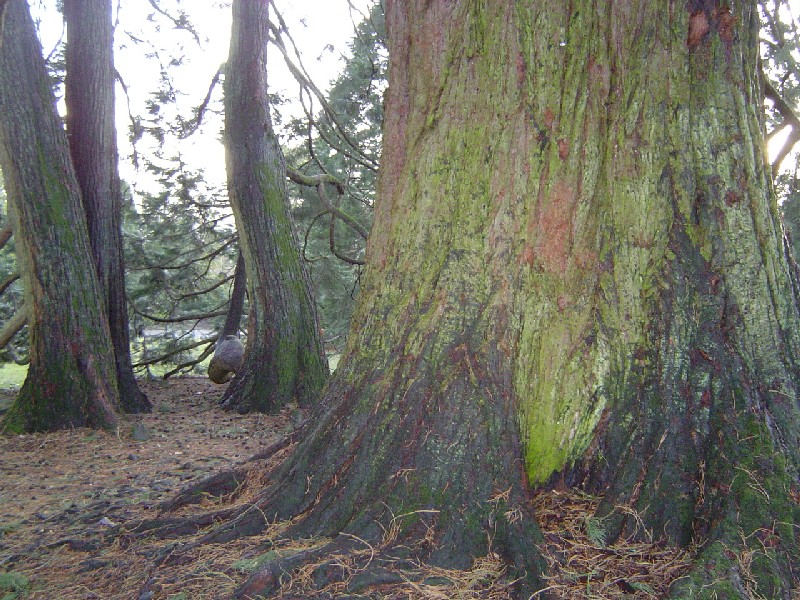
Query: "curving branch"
328 213 365 266
0 271 19 296
324 183 366 266
179 64 224 139
765 79 800 174
173 272 235 302
286 166 344 194
162 339 216 379
130 235 236 272
316 181 369 241
134 335 216 369
0 306 27 349
132 307 227 324
302 210 330 263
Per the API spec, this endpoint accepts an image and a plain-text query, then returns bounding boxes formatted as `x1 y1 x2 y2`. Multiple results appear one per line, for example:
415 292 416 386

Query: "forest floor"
0 377 691 600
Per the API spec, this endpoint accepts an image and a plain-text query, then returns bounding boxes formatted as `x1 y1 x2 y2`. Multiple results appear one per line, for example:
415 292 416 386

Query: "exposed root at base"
532 489 693 598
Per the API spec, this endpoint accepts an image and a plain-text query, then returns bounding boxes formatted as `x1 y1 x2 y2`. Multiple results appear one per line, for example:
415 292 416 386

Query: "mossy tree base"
161 350 547 597
150 1 800 596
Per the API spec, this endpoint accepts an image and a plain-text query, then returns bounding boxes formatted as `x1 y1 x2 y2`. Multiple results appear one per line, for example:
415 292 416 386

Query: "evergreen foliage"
285 2 386 350
760 2 800 255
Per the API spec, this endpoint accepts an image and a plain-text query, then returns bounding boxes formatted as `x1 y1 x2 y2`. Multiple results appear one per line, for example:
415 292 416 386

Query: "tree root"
234 532 527 600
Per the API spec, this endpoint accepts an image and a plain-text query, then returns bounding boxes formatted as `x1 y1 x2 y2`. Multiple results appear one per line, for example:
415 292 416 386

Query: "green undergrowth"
0 364 25 388
0 572 29 600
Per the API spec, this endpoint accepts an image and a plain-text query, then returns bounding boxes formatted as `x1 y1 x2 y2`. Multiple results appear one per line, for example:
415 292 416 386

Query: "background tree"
220 0 328 413
123 172 237 378
0 178 26 362
64 0 150 412
0 0 120 432
157 1 800 597
207 250 246 383
761 1 800 262
285 1 386 352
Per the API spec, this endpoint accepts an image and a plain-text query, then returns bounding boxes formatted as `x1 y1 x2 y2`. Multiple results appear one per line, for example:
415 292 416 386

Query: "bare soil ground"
0 377 691 599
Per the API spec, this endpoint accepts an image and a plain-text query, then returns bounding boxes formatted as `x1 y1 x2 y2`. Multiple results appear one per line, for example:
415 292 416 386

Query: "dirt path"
0 377 295 599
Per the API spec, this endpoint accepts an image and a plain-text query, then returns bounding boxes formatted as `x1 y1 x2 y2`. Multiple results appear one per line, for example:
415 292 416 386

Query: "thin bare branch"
179 64 224 139
267 10 379 172
0 271 19 296
162 339 216 379
146 0 201 45
765 79 800 174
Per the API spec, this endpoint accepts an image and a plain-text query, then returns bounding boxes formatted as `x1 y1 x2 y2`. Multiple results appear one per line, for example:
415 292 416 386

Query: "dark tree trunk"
64 0 150 413
0 0 121 432
220 0 328 413
220 250 246 339
208 251 246 383
161 1 800 597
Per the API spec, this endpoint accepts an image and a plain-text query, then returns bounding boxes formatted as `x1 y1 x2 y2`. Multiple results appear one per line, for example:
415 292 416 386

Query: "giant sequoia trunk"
220 0 328 413
0 0 121 432
167 1 800 597
64 0 150 413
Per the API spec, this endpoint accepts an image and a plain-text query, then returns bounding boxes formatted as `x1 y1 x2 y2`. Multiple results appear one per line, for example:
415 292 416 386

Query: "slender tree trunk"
220 250 246 339
64 0 150 413
208 251 246 383
166 1 800 597
0 0 121 433
220 0 328 413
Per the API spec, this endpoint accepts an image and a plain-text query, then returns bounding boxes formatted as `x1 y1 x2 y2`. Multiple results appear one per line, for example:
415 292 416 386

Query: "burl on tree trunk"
156 1 800 597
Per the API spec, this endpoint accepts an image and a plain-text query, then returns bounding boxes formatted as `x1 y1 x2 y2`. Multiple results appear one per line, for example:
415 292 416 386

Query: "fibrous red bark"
156 1 800 597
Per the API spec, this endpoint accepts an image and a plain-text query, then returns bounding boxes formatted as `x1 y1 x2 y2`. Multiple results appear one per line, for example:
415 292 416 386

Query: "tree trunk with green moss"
171 1 800 597
0 0 121 433
64 0 150 414
220 0 328 413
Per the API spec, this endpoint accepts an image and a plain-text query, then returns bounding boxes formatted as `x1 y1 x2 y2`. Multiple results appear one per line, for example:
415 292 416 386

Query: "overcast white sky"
32 0 376 197
117 0 375 193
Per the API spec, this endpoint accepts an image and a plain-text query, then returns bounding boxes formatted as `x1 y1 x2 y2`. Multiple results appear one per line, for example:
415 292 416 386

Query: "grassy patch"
0 363 25 388
0 572 29 600
0 522 22 537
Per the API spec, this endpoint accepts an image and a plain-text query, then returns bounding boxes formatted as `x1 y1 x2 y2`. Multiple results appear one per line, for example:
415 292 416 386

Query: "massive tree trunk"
162 1 800 597
64 0 151 413
220 0 328 413
0 0 121 432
